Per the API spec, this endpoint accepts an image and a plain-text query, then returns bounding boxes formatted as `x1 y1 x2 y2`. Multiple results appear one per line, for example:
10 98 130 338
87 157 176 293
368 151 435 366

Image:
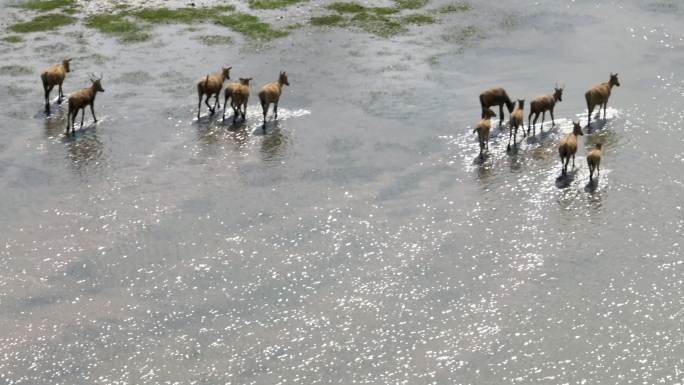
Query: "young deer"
473 108 497 159
197 66 231 119
558 121 584 176
65 74 104 133
40 58 72 112
508 99 525 150
479 87 514 127
585 73 620 126
528 85 563 136
587 143 602 182
258 71 289 128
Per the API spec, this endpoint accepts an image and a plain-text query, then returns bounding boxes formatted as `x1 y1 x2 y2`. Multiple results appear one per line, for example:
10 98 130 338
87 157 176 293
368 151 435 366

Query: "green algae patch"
437 2 471 13
2 35 24 43
14 0 74 11
401 13 435 24
9 13 75 33
248 0 306 10
131 6 234 24
326 1 366 13
310 14 345 26
350 12 404 37
214 13 288 40
85 14 150 42
195 34 234 45
394 0 428 10
442 24 481 44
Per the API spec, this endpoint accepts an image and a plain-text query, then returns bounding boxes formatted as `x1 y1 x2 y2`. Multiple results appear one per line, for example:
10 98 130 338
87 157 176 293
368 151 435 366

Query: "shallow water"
2 0 684 384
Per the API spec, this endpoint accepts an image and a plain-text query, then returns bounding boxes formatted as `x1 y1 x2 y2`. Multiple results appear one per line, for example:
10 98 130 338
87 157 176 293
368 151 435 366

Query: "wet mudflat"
1 0 684 384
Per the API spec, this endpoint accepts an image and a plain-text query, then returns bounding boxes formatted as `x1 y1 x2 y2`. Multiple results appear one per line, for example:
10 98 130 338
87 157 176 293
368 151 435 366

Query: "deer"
65 74 104 134
473 108 497 159
528 84 563 136
585 73 620 127
508 99 525 150
479 87 514 127
558 121 584 176
197 66 231 119
40 58 72 112
258 71 289 128
587 143 602 182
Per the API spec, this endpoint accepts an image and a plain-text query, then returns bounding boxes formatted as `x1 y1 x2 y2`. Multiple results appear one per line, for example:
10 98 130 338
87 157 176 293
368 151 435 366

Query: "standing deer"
65 74 104 134
230 77 252 123
585 73 620 126
197 66 231 119
40 58 72 112
473 108 497 159
558 121 584 176
587 143 603 182
479 87 514 127
258 71 289 128
528 85 563 136
508 99 525 150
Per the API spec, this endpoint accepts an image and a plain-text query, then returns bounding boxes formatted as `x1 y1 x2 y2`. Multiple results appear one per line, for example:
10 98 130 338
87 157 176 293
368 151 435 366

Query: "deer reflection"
259 124 288 162
64 132 104 173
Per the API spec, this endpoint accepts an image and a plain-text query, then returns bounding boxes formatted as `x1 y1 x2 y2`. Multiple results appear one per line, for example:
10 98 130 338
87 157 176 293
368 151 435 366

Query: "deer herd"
40 60 290 133
477 72 620 182
40 58 617 183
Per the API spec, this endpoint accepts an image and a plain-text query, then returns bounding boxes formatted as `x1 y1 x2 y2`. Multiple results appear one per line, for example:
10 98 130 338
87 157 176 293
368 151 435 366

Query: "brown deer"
258 71 289 128
197 66 231 119
508 99 524 150
473 108 497 159
65 74 104 134
528 85 563 136
558 121 584 176
587 143 602 182
222 77 251 121
479 87 514 127
585 73 620 126
40 58 72 112
230 77 252 123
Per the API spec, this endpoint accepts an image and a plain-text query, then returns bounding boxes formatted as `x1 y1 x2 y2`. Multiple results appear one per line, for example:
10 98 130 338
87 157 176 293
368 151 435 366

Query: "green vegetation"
394 0 428 9
0 65 33 76
195 34 234 45
401 13 435 24
214 13 288 40
442 24 480 43
85 14 150 42
248 0 306 10
437 2 471 13
350 12 404 37
9 13 75 33
131 6 234 24
310 14 345 26
326 1 366 13
2 35 24 43
14 0 74 11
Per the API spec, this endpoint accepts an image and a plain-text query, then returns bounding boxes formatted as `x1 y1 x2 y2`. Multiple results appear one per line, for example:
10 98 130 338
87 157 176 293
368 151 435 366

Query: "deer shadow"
555 168 577 189
584 176 600 192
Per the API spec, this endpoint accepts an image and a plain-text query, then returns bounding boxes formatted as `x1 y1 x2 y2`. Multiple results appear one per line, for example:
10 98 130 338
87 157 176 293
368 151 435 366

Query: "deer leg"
222 94 228 121
499 105 504 127
232 101 239 123
527 112 533 135
274 103 278 119
541 111 546 131
262 102 268 127
587 104 593 127
65 107 70 132
197 94 203 119
44 86 51 112
90 103 97 123
242 103 247 120
507 124 513 149
80 108 85 129
550 108 555 126
572 154 575 169
58 83 63 104
532 113 540 136
603 102 607 119
214 93 221 111
204 94 213 114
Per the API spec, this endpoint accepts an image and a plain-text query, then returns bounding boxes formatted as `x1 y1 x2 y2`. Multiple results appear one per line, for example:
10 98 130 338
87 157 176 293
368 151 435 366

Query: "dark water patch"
8 13 76 33
248 0 307 10
0 64 33 77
